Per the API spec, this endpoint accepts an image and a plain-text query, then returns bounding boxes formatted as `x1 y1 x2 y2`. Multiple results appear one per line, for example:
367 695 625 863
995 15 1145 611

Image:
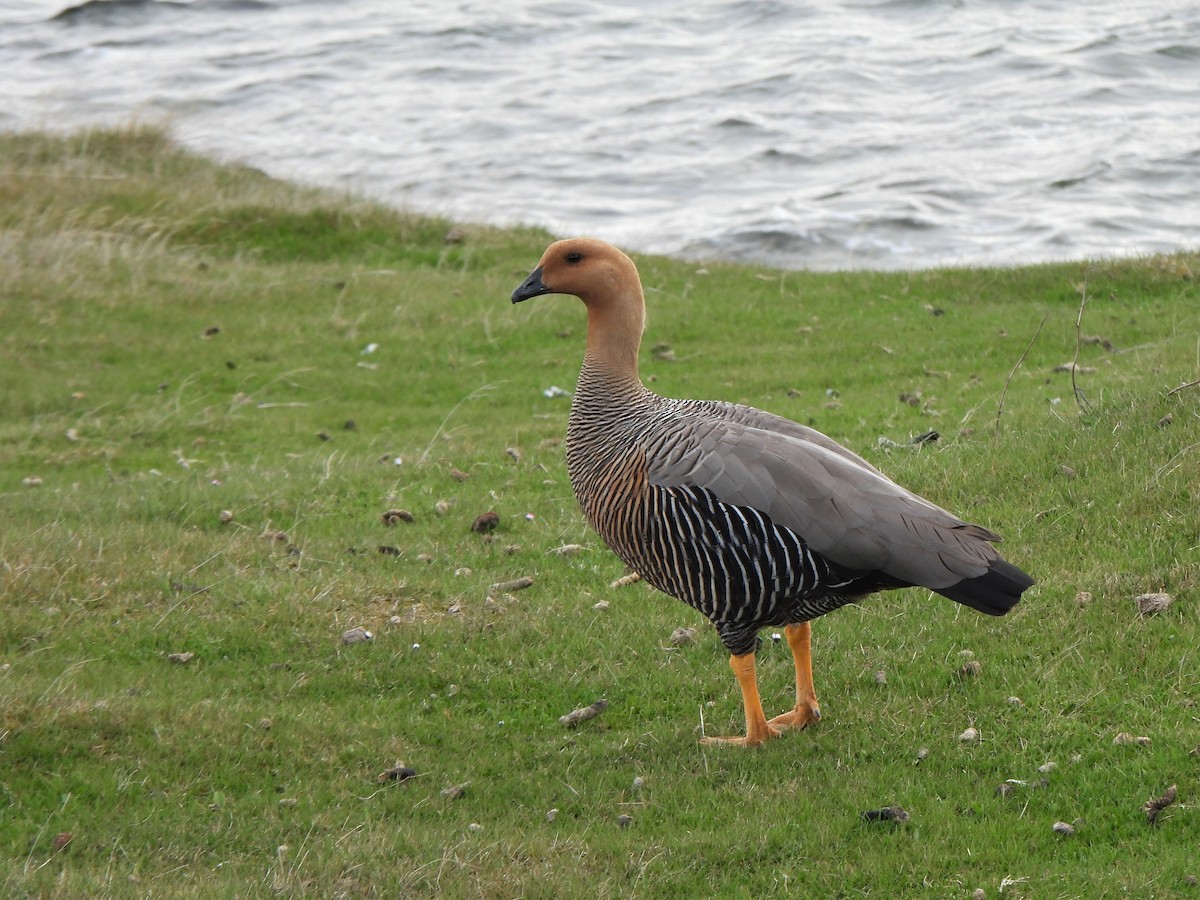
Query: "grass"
1 125 1198 898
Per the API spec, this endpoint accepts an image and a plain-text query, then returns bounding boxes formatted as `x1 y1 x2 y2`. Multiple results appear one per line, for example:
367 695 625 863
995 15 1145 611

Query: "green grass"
1 125 1198 898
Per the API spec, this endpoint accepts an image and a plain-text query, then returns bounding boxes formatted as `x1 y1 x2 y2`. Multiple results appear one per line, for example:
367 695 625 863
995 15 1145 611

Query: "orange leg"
767 622 822 731
700 652 782 748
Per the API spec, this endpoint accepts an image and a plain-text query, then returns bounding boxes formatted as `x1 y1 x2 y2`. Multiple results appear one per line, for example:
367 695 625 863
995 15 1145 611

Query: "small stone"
435 500 452 516
1059 464 1078 478
1075 591 1092 606
471 511 500 534
341 626 373 645
52 832 72 851
442 783 469 800
593 600 609 611
218 509 234 524
1052 821 1076 835
1156 414 1173 428
449 467 469 482
915 748 928 762
1135 592 1173 616
381 509 414 526
1006 696 1024 707
669 627 697 646
467 822 482 833
548 544 583 556
958 727 979 743
278 798 298 808
259 718 272 730
546 808 558 822
505 447 522 462
972 890 986 900
167 652 195 664
632 776 645 792
377 545 402 556
958 660 983 678
1038 761 1057 774
617 814 633 829
22 476 43 487
874 670 888 685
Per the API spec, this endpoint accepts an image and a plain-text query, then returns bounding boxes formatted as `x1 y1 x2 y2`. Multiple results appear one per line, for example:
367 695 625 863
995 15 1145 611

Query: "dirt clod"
489 576 534 594
381 509 414 526
378 764 418 783
669 627 698 646
1114 732 1151 746
341 626 373 645
1143 784 1178 826
472 511 500 533
1135 592 1173 616
610 572 642 588
559 699 608 728
861 806 909 823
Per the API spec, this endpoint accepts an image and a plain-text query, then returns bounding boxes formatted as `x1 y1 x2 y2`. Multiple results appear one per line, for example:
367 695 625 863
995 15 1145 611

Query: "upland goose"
512 238 1033 747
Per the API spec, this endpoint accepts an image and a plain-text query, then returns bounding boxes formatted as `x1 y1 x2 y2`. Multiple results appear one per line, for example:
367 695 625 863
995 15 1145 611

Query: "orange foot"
766 698 822 732
699 724 783 749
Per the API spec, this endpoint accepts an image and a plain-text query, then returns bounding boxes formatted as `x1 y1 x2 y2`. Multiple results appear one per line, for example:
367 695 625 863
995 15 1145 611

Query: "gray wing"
645 402 1000 590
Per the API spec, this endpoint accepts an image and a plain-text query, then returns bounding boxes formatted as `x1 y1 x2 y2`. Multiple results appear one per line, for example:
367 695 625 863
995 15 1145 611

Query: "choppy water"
2 0 1198 270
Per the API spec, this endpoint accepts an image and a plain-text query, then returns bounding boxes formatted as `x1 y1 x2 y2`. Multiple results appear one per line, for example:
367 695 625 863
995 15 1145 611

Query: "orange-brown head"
512 238 646 375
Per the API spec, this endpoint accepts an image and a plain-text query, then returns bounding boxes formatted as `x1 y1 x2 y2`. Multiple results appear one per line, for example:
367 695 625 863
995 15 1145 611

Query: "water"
2 0 1198 270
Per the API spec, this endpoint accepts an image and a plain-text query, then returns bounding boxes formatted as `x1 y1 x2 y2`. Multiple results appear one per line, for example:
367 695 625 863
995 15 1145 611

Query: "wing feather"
646 402 999 589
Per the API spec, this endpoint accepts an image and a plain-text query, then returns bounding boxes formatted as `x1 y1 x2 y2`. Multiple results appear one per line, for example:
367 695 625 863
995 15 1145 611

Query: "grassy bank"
1 126 1197 898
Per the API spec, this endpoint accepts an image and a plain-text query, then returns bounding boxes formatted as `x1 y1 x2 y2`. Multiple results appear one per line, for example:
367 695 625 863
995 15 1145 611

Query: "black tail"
937 558 1033 617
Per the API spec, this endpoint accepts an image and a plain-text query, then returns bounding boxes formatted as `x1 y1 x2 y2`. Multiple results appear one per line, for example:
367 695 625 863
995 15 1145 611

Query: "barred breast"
567 367 884 656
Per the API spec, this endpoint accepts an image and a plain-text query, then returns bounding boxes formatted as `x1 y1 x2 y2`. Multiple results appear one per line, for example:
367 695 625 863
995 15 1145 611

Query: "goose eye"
566 252 583 264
